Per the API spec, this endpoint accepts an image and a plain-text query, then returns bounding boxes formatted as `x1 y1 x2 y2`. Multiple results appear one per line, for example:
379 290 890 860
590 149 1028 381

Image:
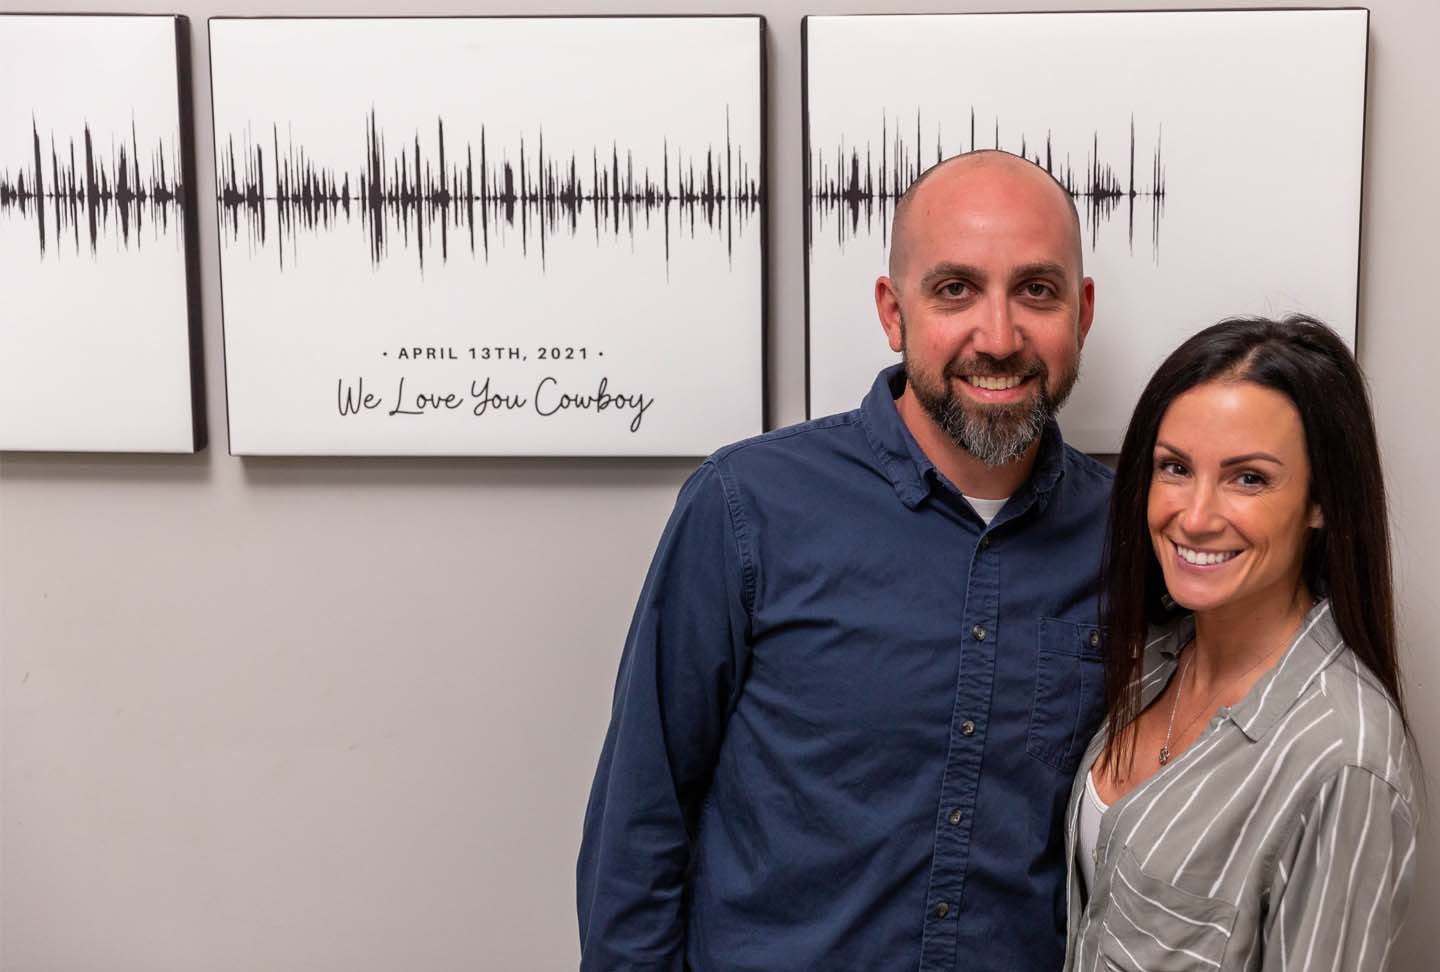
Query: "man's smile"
963 374 1026 391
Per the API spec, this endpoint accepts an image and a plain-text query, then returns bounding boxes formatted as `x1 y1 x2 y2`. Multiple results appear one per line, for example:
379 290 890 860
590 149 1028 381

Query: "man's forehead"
912 170 1073 229
917 258 1073 286
911 197 1073 239
891 152 1083 280
909 205 1082 276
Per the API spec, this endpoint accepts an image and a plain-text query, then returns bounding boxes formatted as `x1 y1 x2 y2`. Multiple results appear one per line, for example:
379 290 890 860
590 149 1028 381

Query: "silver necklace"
1159 651 1192 766
1159 629 1299 767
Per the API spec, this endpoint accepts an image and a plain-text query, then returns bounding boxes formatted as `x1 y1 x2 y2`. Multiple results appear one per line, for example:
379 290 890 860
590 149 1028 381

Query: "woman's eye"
1155 459 1187 477
1236 471 1268 488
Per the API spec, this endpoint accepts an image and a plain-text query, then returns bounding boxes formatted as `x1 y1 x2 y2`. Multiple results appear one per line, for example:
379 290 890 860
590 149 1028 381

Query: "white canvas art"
804 10 1367 452
210 16 766 457
0 14 203 453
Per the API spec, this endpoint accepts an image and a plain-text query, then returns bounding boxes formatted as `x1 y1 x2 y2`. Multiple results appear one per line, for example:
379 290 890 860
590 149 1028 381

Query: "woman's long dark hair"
1098 315 1407 773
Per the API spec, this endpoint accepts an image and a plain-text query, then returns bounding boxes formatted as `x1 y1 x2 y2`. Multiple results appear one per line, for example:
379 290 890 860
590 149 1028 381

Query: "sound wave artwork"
209 16 766 458
807 110 1166 257
0 14 203 454
0 119 185 259
215 109 760 273
803 11 1367 451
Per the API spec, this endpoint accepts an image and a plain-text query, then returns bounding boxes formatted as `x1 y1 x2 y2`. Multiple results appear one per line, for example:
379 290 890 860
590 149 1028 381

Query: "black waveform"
0 117 185 259
217 108 762 273
806 109 1167 258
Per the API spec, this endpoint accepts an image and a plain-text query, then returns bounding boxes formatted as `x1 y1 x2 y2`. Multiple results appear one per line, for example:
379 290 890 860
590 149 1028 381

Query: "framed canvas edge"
799 4 1373 428
757 14 771 436
0 10 189 19
208 12 768 460
205 16 239 458
231 450 718 460
1352 7 1371 362
801 15 813 421
206 12 767 23
798 7 1370 24
0 10 207 455
174 14 208 453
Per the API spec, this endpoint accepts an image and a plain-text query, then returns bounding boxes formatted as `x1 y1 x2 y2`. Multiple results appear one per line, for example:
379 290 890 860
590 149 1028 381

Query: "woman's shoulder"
1306 643 1419 809
1262 603 1418 815
1158 600 1419 814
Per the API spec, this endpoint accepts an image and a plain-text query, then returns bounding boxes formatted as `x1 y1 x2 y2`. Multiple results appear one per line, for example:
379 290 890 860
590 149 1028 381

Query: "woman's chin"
1160 574 1236 615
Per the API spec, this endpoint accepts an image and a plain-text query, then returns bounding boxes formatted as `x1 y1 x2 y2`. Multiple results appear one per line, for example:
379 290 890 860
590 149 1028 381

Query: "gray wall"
1 0 1436 968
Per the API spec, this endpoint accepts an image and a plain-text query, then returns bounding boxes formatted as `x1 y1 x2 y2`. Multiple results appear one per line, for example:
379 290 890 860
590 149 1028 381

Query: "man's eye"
1024 281 1056 299
940 281 970 298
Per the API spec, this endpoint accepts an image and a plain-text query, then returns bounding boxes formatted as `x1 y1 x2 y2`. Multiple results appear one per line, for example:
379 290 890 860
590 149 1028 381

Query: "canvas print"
0 14 203 453
209 16 765 456
804 10 1367 451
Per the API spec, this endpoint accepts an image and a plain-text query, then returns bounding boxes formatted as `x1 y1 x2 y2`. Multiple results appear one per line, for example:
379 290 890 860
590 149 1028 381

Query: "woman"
1065 316 1419 972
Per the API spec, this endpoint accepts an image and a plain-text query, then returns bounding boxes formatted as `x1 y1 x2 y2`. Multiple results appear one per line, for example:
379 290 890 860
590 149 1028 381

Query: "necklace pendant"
1159 747 1170 766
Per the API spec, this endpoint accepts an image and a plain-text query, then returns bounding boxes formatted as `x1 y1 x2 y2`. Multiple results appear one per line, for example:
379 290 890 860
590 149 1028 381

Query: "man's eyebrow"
919 263 988 289
1009 261 1070 285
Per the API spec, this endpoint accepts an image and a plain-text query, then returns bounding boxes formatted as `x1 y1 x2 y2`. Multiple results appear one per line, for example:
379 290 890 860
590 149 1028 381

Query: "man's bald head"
887 150 1084 287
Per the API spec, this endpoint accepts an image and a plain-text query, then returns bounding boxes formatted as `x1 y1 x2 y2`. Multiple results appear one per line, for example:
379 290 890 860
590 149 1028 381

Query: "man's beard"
901 323 1080 467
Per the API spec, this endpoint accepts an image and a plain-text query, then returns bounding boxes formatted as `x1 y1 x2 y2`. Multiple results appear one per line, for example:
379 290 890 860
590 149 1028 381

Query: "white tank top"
1078 769 1110 894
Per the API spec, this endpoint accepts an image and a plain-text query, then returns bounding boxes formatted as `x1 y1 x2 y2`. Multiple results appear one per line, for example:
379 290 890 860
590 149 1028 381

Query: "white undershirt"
1078 769 1110 894
962 493 1009 526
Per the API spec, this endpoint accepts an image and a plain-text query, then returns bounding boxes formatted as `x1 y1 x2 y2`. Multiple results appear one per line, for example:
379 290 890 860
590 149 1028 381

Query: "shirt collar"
1141 599 1345 743
1227 599 1345 741
858 364 1068 513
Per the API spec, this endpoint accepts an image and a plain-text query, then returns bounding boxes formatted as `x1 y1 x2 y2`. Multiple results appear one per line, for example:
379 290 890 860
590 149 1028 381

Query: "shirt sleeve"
576 460 754 972
1261 764 1418 972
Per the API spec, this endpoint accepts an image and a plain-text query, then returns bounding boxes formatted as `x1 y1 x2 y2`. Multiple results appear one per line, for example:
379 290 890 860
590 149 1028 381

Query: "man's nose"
971 294 1023 359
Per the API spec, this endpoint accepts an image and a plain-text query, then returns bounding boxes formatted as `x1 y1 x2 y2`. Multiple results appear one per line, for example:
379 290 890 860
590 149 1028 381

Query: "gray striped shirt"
1063 600 1419 972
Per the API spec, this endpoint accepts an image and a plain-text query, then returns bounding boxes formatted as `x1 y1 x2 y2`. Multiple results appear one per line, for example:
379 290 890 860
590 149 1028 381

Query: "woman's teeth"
1175 543 1239 567
966 375 1024 390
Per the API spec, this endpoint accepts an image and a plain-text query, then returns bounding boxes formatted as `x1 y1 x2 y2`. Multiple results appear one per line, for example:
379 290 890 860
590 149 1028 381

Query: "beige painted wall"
1 0 1435 968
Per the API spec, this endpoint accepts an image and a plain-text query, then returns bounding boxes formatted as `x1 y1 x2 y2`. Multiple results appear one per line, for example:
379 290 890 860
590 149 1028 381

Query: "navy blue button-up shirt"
579 366 1113 972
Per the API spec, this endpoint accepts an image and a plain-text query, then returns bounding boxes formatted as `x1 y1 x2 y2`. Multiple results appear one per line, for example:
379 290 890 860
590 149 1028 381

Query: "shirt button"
948 808 963 825
961 720 976 736
972 624 987 641
935 901 950 919
979 535 991 550
1089 630 1101 648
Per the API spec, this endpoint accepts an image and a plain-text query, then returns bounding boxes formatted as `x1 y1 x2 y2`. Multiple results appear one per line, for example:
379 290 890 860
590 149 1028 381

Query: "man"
578 151 1112 971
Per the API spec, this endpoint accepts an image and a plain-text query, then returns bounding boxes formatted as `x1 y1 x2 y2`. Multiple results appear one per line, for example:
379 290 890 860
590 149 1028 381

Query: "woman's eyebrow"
1220 452 1283 467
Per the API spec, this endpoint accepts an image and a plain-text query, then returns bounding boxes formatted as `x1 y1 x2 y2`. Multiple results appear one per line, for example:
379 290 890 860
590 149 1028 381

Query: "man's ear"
876 277 904 354
1076 276 1096 350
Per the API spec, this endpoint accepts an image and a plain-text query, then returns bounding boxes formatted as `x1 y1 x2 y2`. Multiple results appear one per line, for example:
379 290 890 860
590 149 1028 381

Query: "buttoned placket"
917 516 1003 971
874 398 1071 971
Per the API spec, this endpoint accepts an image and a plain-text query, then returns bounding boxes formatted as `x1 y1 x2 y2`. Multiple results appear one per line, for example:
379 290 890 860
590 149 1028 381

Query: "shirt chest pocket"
1026 618 1106 774
1098 849 1238 972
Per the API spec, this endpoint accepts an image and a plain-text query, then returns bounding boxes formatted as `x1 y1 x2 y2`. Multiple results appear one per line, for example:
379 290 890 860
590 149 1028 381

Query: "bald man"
579 152 1113 972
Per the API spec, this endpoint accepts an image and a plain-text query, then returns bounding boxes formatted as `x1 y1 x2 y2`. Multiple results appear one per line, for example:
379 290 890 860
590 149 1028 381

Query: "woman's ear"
1308 503 1325 529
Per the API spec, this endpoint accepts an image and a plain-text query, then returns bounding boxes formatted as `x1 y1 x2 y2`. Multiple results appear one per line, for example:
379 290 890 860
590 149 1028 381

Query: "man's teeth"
967 375 1024 391
1176 544 1240 567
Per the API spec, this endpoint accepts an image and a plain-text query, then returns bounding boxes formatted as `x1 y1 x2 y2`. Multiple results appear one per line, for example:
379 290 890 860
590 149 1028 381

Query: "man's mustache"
944 357 1048 380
